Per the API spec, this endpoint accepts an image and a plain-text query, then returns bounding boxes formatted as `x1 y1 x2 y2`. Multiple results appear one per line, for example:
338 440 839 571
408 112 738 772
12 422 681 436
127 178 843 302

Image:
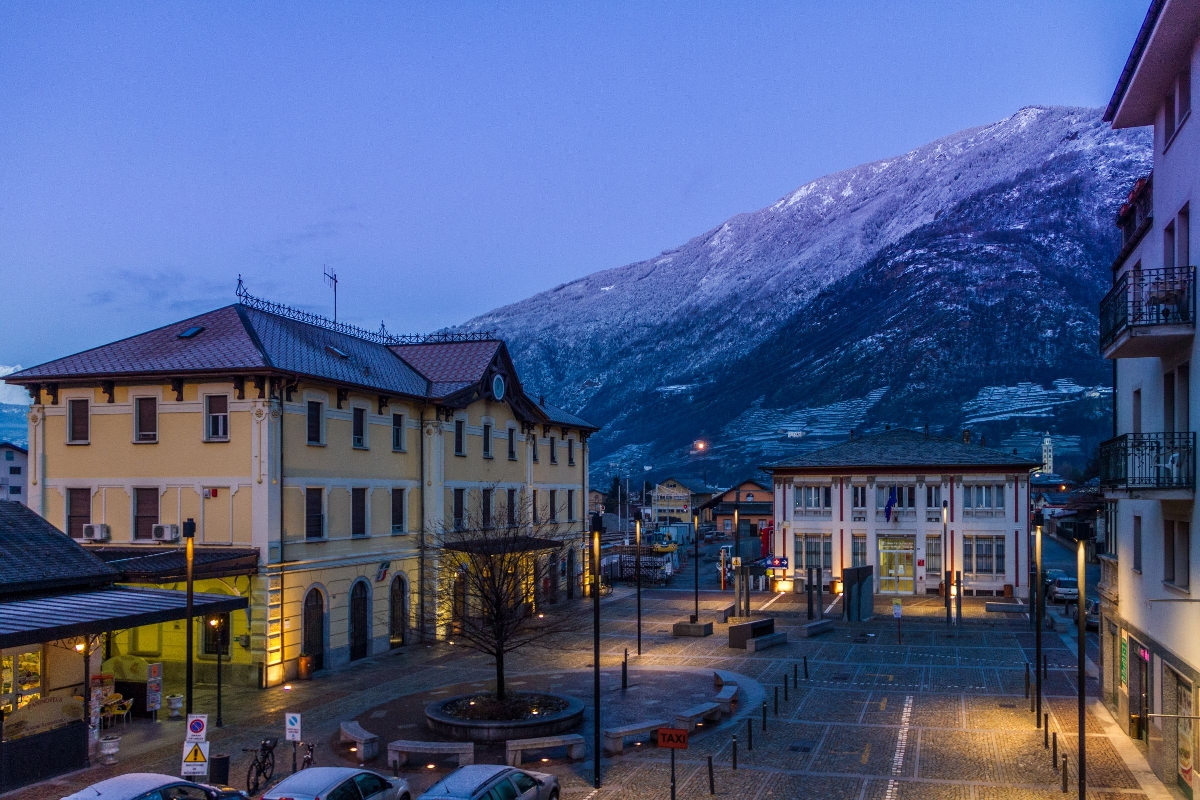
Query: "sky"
0 1 1150 377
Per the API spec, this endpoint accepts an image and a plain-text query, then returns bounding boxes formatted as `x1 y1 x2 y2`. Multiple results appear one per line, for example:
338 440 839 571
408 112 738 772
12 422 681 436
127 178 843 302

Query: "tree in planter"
429 486 585 701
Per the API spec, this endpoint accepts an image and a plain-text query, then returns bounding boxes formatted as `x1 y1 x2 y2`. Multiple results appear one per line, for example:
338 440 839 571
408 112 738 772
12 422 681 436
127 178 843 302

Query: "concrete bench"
800 619 834 638
729 618 775 649
340 721 379 761
716 604 736 623
602 720 668 755
673 620 713 637
506 734 585 766
714 684 739 714
713 670 738 689
746 631 787 652
387 739 474 769
675 702 723 732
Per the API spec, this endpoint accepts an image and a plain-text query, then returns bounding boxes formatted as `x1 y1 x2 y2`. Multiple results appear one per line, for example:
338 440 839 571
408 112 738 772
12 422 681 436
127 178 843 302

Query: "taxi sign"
181 741 210 776
285 711 302 742
185 714 207 742
657 727 689 749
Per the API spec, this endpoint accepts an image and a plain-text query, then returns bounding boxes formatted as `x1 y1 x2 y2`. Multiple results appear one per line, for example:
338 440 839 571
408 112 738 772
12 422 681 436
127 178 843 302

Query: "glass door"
878 537 915 593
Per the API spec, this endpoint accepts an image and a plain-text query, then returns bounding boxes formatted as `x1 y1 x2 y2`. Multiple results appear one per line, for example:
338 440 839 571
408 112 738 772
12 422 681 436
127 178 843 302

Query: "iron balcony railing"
1099 432 1196 491
1099 266 1196 352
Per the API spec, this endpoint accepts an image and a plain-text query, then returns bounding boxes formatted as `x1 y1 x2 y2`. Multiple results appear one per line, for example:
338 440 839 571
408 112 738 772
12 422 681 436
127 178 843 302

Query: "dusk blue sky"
1 1 1149 378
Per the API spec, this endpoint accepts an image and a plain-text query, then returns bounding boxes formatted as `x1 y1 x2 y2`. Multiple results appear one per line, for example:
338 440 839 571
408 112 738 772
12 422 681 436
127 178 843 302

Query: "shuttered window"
352 488 367 536
392 414 405 451
305 488 324 538
454 420 465 455
568 439 575 466
567 489 576 521
391 489 405 533
67 488 91 539
307 402 323 444
549 490 558 521
508 428 517 460
134 488 158 540
68 399 89 443
135 398 157 442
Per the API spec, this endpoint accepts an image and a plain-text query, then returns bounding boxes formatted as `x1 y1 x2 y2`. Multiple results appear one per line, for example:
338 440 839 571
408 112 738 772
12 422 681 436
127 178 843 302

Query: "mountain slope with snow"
460 107 1151 481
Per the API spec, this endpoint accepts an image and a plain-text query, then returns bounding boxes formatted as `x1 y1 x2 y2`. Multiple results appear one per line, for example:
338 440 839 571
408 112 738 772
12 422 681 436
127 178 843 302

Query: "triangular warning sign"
184 744 208 763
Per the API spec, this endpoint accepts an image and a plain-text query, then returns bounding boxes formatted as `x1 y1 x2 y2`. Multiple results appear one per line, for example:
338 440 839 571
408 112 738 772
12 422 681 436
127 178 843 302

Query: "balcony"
1099 432 1196 496
1099 267 1195 359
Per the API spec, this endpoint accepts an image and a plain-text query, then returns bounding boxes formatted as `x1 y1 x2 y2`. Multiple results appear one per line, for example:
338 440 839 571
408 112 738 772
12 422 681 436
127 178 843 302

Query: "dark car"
61 773 248 800
1072 597 1100 630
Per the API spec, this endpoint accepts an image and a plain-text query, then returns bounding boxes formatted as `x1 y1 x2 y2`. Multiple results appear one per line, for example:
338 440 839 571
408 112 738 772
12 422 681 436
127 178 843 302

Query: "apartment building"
766 428 1037 595
1098 1 1200 788
6 287 595 687
0 443 27 504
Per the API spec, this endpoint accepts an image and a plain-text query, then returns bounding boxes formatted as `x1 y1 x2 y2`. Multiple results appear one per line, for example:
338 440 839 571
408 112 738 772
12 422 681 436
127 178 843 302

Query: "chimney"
539 395 545 408
962 429 971 444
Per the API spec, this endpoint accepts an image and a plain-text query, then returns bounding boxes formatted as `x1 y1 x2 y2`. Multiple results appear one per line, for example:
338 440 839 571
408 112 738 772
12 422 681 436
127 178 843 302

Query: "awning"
87 546 260 582
0 587 248 649
443 536 565 556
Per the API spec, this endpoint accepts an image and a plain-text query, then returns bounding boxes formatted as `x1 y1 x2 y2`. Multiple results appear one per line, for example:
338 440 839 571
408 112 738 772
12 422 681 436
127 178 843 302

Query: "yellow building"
8 287 596 687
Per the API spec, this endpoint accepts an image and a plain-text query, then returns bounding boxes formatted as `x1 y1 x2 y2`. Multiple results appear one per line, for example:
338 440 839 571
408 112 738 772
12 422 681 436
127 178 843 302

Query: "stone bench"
673 620 714 637
800 619 834 638
746 631 787 652
340 721 379 761
728 618 774 649
713 670 738 689
675 702 723 732
714 684 739 714
602 720 668 756
715 604 736 623
985 602 1025 613
506 734 585 766
387 739 474 769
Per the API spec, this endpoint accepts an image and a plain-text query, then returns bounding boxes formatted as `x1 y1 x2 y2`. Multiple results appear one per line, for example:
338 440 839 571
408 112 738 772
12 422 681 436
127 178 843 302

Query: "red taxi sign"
657 727 689 749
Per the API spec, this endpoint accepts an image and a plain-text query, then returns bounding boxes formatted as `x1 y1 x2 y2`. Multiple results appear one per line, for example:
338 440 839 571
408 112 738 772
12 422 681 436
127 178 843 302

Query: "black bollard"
804 655 809 680
747 718 753 751
1030 689 1035 713
622 649 628 691
1043 653 1048 680
1044 714 1049 747
793 663 798 685
1061 755 1068 792
784 678 789 702
1052 731 1057 766
775 686 779 715
762 701 767 731
732 735 738 769
707 755 715 794
1025 663 1030 698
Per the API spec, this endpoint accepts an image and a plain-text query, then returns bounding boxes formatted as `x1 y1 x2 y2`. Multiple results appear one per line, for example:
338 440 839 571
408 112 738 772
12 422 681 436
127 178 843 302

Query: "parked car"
1073 597 1100 630
1041 568 1065 592
262 767 408 800
61 773 248 800
419 765 558 800
1048 576 1079 604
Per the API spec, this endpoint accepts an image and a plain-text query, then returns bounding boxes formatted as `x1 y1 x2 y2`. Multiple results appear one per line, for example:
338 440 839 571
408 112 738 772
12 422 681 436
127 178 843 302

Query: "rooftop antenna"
323 266 338 321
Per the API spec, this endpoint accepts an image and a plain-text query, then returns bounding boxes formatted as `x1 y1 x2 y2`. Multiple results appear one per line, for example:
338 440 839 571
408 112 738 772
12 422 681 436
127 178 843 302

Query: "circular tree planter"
425 692 584 742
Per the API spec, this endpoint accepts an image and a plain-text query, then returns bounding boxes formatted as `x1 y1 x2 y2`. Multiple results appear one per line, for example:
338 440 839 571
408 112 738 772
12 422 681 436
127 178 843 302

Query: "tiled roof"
764 428 1041 472
390 340 502 398
538 399 597 431
0 442 27 454
0 501 117 597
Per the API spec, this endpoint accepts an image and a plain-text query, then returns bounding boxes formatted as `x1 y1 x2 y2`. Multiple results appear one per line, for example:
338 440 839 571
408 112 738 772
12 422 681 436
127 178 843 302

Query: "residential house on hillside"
764 428 1038 596
5 286 596 687
0 442 26 504
1098 0 1200 785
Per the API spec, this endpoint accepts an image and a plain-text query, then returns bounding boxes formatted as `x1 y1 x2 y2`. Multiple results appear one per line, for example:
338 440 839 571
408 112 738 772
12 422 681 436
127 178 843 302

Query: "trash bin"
1129 714 1142 739
209 753 230 786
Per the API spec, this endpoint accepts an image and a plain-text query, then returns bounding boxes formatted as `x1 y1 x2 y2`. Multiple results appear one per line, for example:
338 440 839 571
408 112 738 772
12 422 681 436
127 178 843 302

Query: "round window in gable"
492 374 506 401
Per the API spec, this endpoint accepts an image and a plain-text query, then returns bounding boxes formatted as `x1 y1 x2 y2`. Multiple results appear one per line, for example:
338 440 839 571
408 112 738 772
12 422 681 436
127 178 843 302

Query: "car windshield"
1058 578 1077 588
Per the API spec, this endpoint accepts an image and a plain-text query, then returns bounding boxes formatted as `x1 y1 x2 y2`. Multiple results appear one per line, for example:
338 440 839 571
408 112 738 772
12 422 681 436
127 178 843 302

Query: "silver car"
1049 576 1079 603
262 767 409 800
419 765 558 800
61 773 248 799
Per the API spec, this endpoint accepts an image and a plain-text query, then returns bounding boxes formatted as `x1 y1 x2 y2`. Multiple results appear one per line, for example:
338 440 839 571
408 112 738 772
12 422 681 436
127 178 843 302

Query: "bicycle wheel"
246 760 262 795
263 750 275 780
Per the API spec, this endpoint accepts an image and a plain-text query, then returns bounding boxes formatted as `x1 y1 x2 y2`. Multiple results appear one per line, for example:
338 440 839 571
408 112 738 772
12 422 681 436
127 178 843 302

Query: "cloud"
0 366 31 406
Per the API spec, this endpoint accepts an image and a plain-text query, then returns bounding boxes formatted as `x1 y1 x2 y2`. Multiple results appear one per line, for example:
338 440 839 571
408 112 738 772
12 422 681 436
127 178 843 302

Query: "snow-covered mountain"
476 107 1151 481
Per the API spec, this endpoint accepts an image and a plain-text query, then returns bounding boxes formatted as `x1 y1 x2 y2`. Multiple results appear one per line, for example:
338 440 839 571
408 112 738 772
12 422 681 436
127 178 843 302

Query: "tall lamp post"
209 616 223 727
1077 540 1087 799
635 519 642 656
692 513 700 624
183 518 196 715
942 501 950 625
591 514 602 789
1036 525 1044 730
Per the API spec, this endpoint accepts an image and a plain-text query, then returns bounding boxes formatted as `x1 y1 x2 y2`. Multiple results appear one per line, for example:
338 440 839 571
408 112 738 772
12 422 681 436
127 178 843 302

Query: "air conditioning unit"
152 523 180 542
81 523 110 541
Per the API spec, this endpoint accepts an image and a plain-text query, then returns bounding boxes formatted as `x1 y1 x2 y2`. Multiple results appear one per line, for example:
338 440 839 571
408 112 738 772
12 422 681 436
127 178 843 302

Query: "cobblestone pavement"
2 590 1167 800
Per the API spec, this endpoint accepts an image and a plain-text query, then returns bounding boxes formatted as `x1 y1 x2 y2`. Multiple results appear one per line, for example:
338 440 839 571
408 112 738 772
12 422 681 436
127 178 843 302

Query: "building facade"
1098 1 1200 790
7 290 595 687
708 480 773 536
0 442 27 504
766 429 1036 596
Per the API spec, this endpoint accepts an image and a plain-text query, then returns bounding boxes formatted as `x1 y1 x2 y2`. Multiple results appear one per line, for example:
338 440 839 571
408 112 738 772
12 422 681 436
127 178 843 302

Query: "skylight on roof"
178 326 205 339
325 344 350 359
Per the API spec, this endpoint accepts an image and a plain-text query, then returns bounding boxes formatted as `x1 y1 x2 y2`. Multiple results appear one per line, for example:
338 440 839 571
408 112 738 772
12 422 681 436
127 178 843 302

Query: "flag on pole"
885 487 897 522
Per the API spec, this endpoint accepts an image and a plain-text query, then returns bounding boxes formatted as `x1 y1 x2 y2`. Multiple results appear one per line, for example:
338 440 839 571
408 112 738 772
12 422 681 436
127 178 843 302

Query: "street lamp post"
183 517 196 716
733 498 742 616
209 617 223 727
1077 540 1087 799
635 519 642 656
942 501 949 625
591 518 602 789
692 513 700 624
1035 525 1044 729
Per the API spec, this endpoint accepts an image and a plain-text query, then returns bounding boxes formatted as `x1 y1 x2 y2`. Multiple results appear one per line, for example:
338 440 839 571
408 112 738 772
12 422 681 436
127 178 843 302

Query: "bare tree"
428 486 585 700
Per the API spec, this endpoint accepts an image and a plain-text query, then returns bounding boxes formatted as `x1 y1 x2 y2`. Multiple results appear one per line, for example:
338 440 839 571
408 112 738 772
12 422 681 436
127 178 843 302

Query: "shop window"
1 649 42 713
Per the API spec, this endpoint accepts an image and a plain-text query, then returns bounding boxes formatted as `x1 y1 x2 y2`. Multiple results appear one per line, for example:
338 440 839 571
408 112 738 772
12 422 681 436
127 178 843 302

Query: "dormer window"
178 326 205 339
326 344 350 359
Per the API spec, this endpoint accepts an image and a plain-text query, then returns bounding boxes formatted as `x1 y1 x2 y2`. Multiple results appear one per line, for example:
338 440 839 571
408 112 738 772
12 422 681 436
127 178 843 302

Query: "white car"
420 765 558 800
262 767 409 800
61 773 248 799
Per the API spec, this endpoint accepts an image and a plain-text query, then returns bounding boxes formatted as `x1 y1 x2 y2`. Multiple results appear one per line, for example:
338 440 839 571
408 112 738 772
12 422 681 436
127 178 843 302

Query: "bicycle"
300 741 318 770
244 736 278 795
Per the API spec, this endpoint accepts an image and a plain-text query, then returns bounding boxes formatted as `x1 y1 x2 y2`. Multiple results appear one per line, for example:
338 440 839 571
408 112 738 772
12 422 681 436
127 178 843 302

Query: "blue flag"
885 487 897 522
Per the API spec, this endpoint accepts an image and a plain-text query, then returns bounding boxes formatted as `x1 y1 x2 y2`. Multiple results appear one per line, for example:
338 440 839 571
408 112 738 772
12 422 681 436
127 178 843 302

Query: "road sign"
185 714 208 742
766 556 788 569
285 711 302 742
732 557 742 568
892 599 902 619
657 728 689 749
181 741 210 776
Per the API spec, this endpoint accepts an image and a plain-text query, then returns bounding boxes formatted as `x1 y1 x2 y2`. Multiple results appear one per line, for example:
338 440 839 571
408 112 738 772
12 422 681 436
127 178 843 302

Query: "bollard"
747 718 753 751
784 678 789 702
762 701 767 731
622 649 628 691
1043 653 1048 680
775 686 779 715
804 656 809 680
1043 714 1049 747
708 754 715 794
1061 755 1068 792
732 735 738 770
1030 687 1035 713
1052 731 1057 766
794 663 798 686
1025 663 1030 698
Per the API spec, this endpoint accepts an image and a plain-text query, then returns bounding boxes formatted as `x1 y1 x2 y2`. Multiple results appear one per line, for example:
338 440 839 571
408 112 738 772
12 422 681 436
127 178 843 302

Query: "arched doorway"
389 575 407 647
302 589 325 671
349 581 369 661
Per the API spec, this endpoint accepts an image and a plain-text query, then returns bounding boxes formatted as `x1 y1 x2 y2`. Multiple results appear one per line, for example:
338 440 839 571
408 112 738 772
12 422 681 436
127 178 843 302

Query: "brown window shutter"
208 394 228 415
305 488 323 538
68 488 91 538
69 399 89 442
137 398 157 440
307 402 322 443
352 488 367 535
391 489 404 531
134 488 158 539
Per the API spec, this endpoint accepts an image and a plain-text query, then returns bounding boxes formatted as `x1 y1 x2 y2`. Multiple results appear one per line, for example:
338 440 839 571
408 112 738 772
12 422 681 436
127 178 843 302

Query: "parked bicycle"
244 736 278 794
300 741 318 770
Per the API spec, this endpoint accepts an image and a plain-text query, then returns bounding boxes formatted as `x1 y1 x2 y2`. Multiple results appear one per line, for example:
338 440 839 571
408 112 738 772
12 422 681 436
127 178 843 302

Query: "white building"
0 443 27 505
766 428 1037 596
1099 0 1200 787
